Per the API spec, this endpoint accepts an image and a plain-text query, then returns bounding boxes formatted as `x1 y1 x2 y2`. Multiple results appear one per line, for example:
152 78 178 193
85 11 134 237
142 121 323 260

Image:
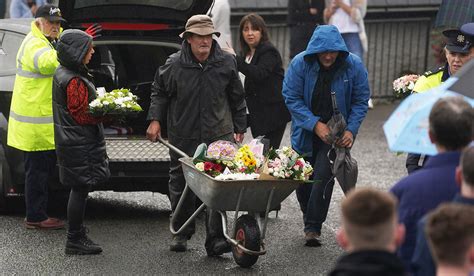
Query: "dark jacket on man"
236 41 291 137
411 194 474 276
147 39 246 253
390 151 461 271
52 30 110 187
288 0 325 58
148 40 247 147
329 250 407 276
288 0 324 26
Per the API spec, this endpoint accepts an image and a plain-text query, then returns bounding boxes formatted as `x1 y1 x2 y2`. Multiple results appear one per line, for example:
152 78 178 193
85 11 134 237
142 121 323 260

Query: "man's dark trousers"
168 134 233 245
296 137 334 235
24 150 57 222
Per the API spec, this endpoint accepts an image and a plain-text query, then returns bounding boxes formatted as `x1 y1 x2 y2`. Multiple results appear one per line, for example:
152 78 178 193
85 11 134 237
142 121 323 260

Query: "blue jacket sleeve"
282 58 319 132
411 217 436 276
346 56 370 136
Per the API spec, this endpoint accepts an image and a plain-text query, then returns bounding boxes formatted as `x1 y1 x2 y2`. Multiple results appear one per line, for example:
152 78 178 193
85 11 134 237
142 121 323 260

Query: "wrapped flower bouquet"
265 147 313 181
193 139 313 181
392 74 419 99
89 88 142 116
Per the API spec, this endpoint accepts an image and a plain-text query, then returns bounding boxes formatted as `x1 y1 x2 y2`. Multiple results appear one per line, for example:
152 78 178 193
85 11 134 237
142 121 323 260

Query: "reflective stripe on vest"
16 36 54 79
9 110 53 124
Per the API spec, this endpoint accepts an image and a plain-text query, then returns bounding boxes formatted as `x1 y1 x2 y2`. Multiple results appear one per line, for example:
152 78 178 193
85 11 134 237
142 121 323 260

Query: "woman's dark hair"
239 13 270 56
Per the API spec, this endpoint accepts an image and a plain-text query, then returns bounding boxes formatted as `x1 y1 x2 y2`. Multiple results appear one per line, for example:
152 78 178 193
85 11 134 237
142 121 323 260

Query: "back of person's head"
338 188 404 252
460 146 474 187
238 13 269 55
429 97 473 151
425 203 474 270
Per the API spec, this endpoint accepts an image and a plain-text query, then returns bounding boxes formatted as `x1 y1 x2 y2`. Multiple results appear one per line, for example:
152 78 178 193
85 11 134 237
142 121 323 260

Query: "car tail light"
81 23 171 31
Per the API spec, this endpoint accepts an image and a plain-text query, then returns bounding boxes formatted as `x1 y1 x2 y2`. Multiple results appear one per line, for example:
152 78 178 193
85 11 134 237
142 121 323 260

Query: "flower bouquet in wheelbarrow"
88 87 143 124
160 137 313 268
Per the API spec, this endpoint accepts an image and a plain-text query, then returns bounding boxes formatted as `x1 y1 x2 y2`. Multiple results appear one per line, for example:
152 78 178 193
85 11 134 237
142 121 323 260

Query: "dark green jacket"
147 40 247 145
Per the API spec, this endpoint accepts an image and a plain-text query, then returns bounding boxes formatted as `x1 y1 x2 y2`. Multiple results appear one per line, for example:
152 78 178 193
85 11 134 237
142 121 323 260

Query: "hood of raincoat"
56 29 92 70
304 25 349 60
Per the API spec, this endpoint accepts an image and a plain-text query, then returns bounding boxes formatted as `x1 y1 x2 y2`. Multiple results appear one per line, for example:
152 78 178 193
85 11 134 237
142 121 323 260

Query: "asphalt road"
0 102 407 274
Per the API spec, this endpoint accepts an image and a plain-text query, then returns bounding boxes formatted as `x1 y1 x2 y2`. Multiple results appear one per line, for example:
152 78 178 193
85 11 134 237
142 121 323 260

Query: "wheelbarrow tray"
180 157 303 212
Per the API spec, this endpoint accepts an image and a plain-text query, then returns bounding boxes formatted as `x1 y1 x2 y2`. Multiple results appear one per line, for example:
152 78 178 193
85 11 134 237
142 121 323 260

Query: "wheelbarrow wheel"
232 214 261 268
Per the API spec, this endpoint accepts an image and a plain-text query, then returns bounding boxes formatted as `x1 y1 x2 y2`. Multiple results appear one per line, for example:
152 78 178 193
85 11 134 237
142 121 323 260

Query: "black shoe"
304 232 322 247
170 236 187 252
65 227 102 255
207 239 231 256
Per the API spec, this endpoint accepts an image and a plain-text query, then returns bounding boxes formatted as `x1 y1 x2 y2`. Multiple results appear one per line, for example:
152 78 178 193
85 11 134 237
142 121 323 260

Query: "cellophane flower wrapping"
194 140 264 180
266 146 313 181
89 88 143 116
392 74 419 99
193 139 312 181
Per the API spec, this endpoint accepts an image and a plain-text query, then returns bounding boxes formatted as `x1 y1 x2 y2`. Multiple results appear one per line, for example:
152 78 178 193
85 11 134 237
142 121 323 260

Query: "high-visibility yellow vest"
413 66 447 93
7 21 59 152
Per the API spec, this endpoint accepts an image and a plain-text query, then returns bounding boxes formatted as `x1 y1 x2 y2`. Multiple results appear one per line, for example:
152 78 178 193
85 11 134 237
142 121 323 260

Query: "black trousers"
168 134 233 247
24 150 56 222
67 185 90 232
261 124 287 150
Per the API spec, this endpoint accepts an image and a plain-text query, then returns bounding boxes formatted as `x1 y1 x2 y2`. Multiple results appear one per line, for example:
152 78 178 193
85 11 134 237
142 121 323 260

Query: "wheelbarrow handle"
157 136 190 158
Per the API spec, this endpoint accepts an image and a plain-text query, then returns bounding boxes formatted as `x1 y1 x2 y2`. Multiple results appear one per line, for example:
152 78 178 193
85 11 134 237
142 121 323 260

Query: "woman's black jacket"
237 41 291 136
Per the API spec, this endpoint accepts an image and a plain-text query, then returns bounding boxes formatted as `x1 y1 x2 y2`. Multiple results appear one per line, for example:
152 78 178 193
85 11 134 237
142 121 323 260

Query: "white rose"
89 99 100 107
195 162 205 171
103 101 110 106
96 87 106 97
114 98 124 105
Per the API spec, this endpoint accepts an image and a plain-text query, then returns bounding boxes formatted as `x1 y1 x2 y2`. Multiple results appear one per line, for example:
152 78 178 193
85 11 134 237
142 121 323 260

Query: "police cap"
443 28 473 54
460 22 474 38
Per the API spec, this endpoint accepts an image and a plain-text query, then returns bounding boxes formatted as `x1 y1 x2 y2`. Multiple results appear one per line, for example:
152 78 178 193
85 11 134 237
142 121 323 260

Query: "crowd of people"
3 1 474 275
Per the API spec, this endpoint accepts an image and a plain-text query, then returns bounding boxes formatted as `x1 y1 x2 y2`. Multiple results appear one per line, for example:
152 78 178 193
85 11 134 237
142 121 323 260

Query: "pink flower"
295 159 304 167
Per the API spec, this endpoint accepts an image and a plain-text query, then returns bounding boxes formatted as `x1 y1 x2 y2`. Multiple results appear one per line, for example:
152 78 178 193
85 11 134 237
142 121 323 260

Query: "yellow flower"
249 159 256 167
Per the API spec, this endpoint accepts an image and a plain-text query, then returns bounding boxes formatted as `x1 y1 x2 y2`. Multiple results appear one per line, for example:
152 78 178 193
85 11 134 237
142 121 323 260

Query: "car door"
0 30 26 117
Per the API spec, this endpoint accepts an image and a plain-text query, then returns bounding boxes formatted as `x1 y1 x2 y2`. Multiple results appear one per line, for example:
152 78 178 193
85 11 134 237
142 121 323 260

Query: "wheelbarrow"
158 137 303 268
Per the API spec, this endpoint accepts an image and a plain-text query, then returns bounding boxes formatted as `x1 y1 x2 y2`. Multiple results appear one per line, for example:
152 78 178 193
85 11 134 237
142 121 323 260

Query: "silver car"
0 0 213 212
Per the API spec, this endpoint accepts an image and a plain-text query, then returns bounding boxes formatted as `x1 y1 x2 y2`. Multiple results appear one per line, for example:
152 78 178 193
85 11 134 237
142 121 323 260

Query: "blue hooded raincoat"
283 25 370 156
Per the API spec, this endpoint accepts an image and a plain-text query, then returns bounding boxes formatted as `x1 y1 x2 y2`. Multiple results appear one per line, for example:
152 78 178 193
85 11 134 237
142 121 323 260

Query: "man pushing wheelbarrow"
156 137 312 267
146 14 247 256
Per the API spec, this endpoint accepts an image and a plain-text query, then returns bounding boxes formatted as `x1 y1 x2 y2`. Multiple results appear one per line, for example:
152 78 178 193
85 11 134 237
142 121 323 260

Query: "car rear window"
74 0 194 11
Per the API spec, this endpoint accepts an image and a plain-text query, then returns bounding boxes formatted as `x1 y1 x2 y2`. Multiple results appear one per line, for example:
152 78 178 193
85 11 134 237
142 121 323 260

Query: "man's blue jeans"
296 137 335 235
24 150 56 222
341 32 363 60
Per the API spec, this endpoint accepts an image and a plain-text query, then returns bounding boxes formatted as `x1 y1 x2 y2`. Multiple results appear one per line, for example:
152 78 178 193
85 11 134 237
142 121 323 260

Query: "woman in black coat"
53 29 110 255
236 13 291 149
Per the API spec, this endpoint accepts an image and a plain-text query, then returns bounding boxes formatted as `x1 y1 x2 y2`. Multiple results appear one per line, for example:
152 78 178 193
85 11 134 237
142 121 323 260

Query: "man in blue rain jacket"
283 25 370 246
